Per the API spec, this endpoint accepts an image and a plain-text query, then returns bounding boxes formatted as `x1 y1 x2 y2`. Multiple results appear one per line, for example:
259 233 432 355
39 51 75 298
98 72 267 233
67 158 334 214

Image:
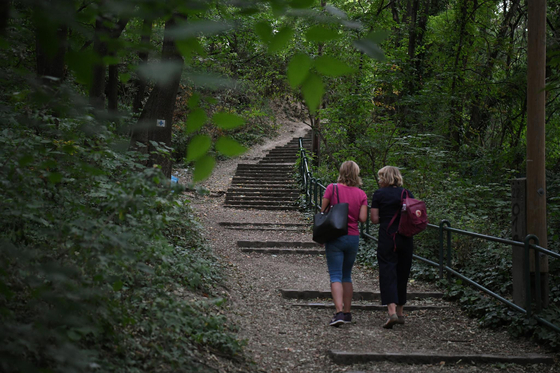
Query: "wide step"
328 350 555 365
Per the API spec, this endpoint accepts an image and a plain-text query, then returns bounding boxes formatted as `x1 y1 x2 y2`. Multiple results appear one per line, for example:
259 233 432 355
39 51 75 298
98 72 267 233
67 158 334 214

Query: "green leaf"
113 280 123 291
66 50 98 88
305 26 341 42
47 172 63 184
119 73 131 83
188 93 201 109
367 30 390 44
193 155 215 182
166 21 232 39
18 155 34 167
215 136 247 157
301 73 323 114
290 0 315 8
287 53 312 88
212 112 245 129
186 109 207 134
268 27 294 54
314 56 355 76
102 56 120 66
176 38 207 60
255 21 272 43
186 135 211 161
353 39 386 61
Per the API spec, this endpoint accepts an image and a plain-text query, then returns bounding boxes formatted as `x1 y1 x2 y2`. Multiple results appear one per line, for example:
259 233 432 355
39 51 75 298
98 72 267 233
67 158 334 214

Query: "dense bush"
0 99 243 372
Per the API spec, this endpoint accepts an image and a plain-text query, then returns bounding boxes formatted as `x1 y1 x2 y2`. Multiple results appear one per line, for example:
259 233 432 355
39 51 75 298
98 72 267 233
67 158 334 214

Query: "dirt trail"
181 120 559 373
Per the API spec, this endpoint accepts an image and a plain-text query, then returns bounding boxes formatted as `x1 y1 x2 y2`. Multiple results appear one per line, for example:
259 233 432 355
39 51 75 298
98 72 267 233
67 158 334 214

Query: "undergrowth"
0 97 244 372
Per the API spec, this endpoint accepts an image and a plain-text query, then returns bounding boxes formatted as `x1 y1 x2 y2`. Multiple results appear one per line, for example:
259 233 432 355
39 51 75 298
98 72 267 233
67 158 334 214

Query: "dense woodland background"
1 0 559 371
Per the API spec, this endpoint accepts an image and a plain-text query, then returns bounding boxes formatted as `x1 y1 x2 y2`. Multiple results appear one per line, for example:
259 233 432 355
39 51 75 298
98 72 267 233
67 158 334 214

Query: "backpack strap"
385 188 408 251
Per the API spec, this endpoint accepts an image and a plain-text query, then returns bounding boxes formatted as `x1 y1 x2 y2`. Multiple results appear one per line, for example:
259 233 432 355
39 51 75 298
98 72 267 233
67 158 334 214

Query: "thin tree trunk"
132 19 153 113
36 12 68 83
89 14 129 110
89 17 108 109
130 16 184 178
107 63 118 112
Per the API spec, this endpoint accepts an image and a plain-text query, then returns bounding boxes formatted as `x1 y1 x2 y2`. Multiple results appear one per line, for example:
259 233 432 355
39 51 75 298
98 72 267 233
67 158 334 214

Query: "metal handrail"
298 137 559 334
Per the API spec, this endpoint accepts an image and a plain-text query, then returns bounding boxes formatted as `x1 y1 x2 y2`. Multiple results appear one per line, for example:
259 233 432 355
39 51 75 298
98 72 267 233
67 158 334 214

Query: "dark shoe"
343 312 352 324
397 315 405 325
383 314 399 329
329 312 345 327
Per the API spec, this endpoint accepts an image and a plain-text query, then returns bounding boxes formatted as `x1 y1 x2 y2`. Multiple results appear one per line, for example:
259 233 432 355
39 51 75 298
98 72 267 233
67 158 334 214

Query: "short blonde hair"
337 161 362 187
378 166 403 187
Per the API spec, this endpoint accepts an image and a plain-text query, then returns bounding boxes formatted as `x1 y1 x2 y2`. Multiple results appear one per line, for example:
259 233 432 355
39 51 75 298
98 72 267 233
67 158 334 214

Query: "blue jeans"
325 235 360 283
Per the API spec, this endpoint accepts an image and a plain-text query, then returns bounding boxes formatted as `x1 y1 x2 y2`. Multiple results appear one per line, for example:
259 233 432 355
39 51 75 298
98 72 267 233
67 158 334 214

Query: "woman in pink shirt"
320 161 368 326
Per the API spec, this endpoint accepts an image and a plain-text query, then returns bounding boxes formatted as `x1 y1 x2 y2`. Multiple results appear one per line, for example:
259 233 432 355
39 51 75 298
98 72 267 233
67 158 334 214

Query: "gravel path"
181 120 560 373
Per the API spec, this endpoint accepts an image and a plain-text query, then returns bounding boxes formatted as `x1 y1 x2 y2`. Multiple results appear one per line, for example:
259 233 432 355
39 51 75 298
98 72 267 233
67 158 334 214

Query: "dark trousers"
377 232 414 305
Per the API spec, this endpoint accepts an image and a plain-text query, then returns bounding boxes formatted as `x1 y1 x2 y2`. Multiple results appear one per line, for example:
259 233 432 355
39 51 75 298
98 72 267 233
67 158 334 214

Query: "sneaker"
329 312 345 327
397 315 405 325
343 312 352 324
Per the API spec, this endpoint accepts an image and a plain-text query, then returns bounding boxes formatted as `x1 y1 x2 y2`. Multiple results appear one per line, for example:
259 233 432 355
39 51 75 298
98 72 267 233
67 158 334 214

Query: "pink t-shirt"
323 183 368 236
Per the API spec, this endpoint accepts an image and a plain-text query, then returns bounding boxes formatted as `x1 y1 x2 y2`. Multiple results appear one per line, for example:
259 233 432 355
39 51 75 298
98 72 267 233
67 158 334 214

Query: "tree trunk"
132 19 153 113
89 15 129 110
36 23 68 82
130 16 184 178
107 63 118 112
0 0 9 36
89 17 108 109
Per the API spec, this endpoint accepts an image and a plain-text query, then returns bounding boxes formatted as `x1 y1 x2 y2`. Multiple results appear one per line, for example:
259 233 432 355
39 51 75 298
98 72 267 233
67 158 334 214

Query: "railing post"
439 220 451 280
313 178 318 213
532 235 542 313
524 234 538 317
446 222 452 282
305 171 312 206
365 206 370 238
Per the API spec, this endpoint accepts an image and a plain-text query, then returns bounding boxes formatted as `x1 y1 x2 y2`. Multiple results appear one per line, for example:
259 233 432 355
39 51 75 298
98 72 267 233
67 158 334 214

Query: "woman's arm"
358 205 368 223
321 198 330 213
370 208 380 224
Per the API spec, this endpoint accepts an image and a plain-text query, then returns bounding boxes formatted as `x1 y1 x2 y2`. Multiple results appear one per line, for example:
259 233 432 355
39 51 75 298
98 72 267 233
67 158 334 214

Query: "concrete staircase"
223 132 312 210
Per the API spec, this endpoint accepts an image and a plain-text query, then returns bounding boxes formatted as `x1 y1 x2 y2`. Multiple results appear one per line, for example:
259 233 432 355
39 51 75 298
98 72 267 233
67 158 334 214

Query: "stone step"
225 197 296 203
236 164 295 173
226 188 299 194
227 188 300 197
260 158 298 162
240 248 323 255
224 200 294 206
267 150 300 154
237 240 319 248
225 226 308 232
219 222 308 227
223 204 299 211
291 303 449 311
280 289 444 300
231 178 293 184
328 350 555 365
235 170 293 175
231 181 296 186
232 175 293 180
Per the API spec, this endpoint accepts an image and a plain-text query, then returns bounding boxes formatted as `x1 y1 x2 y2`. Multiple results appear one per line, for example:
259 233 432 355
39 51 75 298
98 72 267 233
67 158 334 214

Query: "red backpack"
387 189 428 246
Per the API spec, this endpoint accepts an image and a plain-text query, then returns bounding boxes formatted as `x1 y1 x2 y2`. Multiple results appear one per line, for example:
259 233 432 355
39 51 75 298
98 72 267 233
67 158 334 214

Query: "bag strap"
333 183 341 204
385 188 408 251
386 188 408 231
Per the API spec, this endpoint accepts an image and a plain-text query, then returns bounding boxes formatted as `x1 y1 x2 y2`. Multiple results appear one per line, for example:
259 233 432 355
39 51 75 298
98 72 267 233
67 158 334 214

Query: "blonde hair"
378 166 403 187
337 161 362 187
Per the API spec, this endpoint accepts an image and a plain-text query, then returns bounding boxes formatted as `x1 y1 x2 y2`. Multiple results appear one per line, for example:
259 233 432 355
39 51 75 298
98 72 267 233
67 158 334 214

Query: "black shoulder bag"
312 184 349 244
